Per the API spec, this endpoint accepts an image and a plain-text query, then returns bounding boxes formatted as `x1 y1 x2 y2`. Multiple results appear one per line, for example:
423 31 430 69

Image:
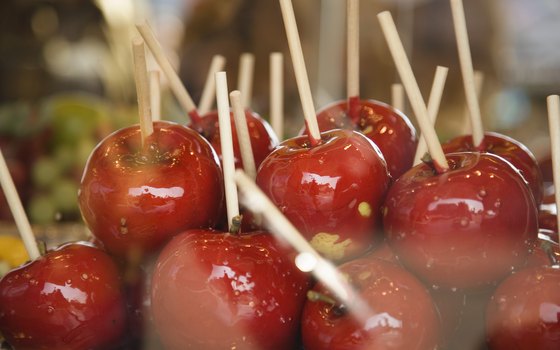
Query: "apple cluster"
1 85 557 350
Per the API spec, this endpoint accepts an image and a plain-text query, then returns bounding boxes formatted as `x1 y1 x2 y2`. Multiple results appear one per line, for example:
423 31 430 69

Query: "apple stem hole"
229 215 243 235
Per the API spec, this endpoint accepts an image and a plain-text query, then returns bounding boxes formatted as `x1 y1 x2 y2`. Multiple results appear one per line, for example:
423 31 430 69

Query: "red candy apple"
257 129 391 262
78 121 224 259
0 242 127 350
442 132 544 205
486 264 560 349
301 255 441 350
383 152 538 290
150 229 310 350
309 99 417 179
190 110 278 170
526 229 560 268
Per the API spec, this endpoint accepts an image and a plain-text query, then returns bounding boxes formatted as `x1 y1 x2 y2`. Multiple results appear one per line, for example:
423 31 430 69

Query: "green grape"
31 157 62 189
51 178 79 214
76 137 97 169
28 194 57 225
53 146 76 173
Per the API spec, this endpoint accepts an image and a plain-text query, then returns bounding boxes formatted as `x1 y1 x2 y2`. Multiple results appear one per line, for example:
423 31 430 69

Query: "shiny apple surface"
383 152 538 290
78 121 224 258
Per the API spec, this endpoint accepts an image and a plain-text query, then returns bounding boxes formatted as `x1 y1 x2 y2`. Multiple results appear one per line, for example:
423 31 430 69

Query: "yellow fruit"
0 235 29 267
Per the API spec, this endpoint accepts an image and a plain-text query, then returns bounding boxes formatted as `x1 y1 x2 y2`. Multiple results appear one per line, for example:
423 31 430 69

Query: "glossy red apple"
442 132 544 205
190 109 278 170
486 264 560 349
256 129 391 262
151 229 310 350
308 99 417 179
383 152 538 290
78 121 224 259
0 242 127 350
301 255 441 350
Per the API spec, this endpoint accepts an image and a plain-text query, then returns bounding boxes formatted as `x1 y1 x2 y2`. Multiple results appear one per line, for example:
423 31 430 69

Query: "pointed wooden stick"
378 11 449 172
461 70 484 135
391 83 405 112
347 0 360 100
450 0 484 148
546 94 560 246
0 149 40 260
270 52 284 140
238 53 255 110
132 36 153 144
279 0 321 146
216 72 240 228
149 69 161 121
136 21 201 124
198 55 226 115
414 66 449 165
230 90 257 179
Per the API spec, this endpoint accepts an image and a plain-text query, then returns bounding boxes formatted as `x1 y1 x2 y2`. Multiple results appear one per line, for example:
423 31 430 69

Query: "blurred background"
0 0 559 227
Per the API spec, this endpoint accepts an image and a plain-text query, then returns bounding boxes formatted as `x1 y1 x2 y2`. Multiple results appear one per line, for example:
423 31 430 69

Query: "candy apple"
301 255 441 350
486 264 560 349
256 129 391 262
308 99 417 179
78 121 224 259
190 109 278 170
442 132 544 205
151 229 310 350
0 242 127 350
383 152 538 290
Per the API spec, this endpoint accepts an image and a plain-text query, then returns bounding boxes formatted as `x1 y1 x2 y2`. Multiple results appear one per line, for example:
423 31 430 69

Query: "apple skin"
256 129 391 262
78 121 224 259
486 265 560 349
383 152 538 290
190 109 278 170
526 229 560 269
301 255 441 350
0 242 127 350
311 99 417 179
150 229 310 350
442 132 544 205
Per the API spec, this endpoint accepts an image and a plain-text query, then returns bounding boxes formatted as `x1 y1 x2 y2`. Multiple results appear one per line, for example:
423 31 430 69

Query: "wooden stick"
461 70 484 135
450 0 484 148
215 72 240 228
546 95 560 246
230 90 257 180
0 149 40 260
377 11 449 172
270 52 284 140
234 169 371 322
414 66 449 165
279 0 321 146
391 83 405 112
198 55 226 115
149 69 161 121
136 21 201 123
237 53 255 110
347 0 360 99
132 37 153 143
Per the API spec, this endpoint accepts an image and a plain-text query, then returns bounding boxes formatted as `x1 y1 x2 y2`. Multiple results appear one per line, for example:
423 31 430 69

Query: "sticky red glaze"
486 265 560 349
0 242 126 350
442 132 544 205
383 152 538 290
78 121 224 258
312 99 417 179
256 129 391 261
151 230 310 350
301 256 441 350
191 109 278 170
